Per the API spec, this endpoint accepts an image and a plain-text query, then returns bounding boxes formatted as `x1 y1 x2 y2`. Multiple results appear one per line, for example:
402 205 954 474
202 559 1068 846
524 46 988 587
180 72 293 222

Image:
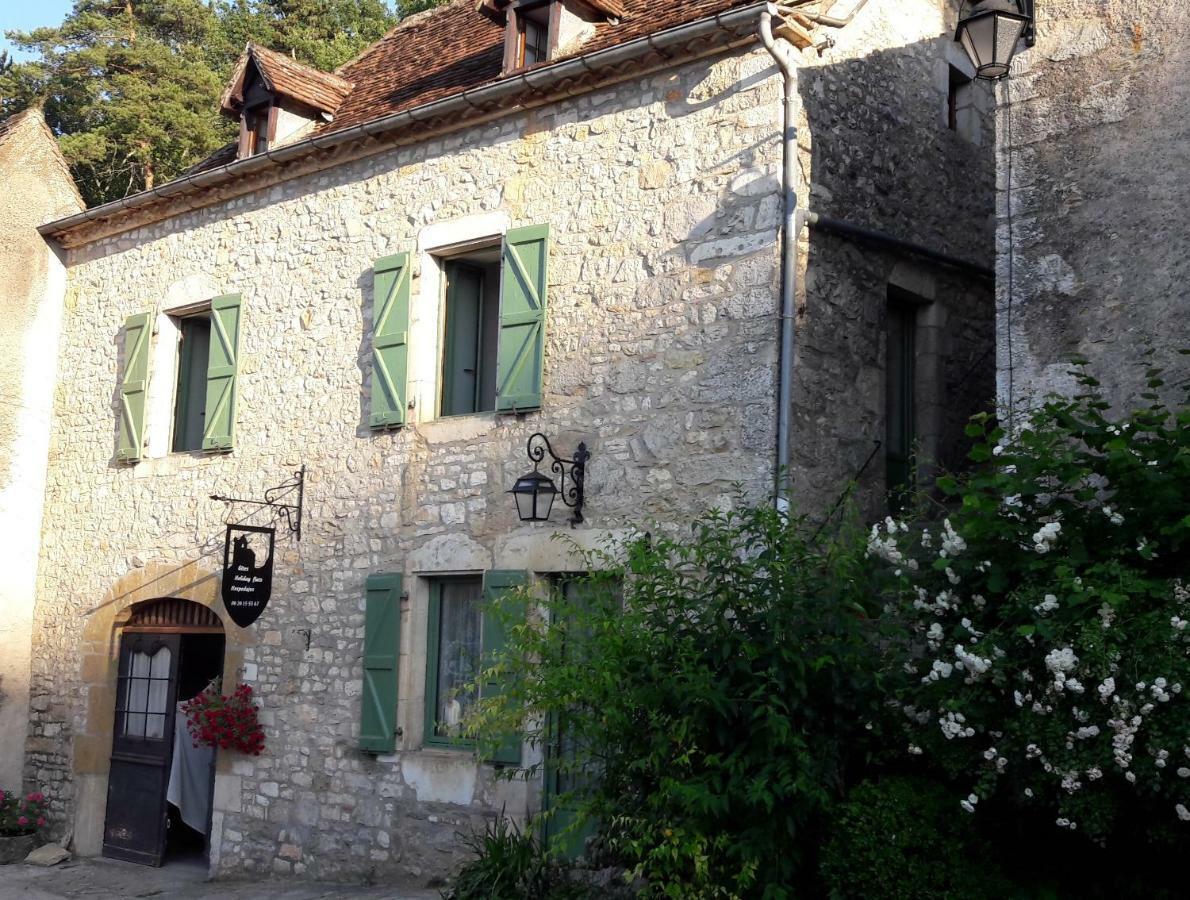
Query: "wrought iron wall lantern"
508 433 590 527
955 0 1035 80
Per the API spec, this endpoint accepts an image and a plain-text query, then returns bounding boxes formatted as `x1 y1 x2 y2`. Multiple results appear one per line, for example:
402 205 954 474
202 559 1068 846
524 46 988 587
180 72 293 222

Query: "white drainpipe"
759 5 802 511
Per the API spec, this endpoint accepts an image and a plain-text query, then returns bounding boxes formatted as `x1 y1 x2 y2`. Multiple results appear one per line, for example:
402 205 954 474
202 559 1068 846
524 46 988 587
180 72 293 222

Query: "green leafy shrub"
870 366 1189 851
468 504 893 898
444 815 594 900
821 776 1013 900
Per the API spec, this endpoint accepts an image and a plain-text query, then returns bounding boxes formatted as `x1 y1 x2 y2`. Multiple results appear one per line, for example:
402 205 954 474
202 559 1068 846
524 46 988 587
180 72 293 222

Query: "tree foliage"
463 358 1189 898
0 0 448 207
469 509 892 898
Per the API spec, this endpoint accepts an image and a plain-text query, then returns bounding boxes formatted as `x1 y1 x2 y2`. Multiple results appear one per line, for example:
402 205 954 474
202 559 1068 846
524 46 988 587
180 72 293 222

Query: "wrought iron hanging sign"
221 524 275 628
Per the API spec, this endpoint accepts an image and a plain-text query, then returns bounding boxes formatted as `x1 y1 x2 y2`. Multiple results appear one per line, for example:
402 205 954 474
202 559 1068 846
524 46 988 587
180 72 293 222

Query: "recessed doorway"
102 598 225 868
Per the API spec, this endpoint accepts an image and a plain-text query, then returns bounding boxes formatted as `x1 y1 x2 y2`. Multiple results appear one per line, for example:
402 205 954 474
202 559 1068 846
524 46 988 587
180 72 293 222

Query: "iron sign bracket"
211 465 306 540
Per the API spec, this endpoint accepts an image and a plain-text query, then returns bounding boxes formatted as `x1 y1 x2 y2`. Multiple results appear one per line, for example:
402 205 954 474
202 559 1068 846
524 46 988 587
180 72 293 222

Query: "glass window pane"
433 580 482 739
122 647 171 739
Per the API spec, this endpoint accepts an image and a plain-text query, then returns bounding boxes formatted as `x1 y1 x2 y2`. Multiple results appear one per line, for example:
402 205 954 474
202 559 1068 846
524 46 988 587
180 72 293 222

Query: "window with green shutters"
422 570 527 763
496 225 549 414
370 252 412 429
201 294 242 452
360 573 402 754
116 312 153 462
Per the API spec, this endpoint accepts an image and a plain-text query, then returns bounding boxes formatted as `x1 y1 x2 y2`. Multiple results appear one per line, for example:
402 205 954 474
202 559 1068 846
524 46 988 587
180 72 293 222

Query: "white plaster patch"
408 532 491 573
1031 254 1078 296
401 753 478 806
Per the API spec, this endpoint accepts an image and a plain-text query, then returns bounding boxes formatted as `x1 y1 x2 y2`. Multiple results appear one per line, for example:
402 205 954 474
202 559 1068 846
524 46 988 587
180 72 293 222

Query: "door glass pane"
432 579 482 738
122 646 172 740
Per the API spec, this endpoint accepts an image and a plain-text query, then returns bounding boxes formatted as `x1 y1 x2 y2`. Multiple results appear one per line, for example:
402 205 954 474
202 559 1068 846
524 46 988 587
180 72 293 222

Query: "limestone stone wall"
995 0 1190 416
793 0 996 512
26 4 996 887
0 109 83 791
29 49 785 885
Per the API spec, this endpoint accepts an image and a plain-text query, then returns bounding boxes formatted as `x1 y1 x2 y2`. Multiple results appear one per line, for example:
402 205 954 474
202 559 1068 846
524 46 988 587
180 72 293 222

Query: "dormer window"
242 102 274 157
218 42 353 160
506 1 559 71
484 0 623 75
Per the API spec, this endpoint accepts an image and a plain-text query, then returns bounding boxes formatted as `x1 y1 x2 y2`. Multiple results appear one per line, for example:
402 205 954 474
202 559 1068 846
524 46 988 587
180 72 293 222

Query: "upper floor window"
505 0 558 72
172 311 212 453
241 102 274 157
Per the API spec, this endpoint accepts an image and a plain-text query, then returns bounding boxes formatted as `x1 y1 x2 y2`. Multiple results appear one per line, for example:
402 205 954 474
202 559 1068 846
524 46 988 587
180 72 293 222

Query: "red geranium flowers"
181 683 266 756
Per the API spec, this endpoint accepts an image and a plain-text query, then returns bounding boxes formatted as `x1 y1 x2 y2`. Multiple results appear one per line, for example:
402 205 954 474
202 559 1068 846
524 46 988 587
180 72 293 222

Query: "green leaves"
0 0 404 206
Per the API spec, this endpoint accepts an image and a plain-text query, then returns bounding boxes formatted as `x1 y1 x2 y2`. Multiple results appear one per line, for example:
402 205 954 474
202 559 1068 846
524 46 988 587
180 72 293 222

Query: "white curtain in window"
124 647 172 739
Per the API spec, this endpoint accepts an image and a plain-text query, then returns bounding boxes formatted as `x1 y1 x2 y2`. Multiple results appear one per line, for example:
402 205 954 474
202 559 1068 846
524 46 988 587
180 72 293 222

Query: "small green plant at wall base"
0 789 47 836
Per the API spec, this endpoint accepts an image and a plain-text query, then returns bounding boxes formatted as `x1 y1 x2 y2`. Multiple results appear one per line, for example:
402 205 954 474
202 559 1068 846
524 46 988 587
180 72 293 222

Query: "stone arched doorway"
102 597 226 867
72 561 250 864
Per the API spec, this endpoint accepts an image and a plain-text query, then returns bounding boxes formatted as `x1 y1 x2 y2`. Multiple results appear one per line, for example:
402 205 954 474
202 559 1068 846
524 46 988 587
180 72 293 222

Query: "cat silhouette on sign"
222 525 276 628
232 535 256 572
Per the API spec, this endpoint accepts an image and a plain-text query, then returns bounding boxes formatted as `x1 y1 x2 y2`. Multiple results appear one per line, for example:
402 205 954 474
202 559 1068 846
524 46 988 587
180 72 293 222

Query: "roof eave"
40 1 772 245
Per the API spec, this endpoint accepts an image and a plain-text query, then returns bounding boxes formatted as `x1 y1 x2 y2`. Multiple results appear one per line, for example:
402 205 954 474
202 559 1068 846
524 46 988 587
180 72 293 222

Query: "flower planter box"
0 833 40 865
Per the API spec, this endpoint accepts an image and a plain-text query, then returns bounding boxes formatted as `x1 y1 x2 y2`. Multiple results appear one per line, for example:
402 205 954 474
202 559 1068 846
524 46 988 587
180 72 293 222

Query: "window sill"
417 413 497 446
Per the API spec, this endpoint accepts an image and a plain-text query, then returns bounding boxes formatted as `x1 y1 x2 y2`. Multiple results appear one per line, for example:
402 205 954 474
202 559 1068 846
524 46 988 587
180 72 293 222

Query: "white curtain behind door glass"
124 647 172 739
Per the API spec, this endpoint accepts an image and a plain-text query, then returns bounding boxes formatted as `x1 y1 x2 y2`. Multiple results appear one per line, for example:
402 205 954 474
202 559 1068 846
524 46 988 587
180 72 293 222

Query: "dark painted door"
102 633 181 866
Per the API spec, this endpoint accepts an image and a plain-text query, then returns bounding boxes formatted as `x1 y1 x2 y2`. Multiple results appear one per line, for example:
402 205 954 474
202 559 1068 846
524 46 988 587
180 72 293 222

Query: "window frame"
170 307 213 454
435 242 502 419
504 0 561 73
885 292 919 511
423 575 485 751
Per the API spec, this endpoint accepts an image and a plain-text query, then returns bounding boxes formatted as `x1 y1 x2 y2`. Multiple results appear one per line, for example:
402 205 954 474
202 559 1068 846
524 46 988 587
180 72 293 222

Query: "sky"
1 0 75 61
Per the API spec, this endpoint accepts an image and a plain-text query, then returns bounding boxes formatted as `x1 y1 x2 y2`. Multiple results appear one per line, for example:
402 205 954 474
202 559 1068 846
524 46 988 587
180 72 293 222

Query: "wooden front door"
102 633 181 866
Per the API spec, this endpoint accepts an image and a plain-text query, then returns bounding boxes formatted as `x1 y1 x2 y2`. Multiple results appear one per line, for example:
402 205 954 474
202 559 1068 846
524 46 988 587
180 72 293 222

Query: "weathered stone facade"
23 1 994 888
995 0 1190 416
0 109 84 791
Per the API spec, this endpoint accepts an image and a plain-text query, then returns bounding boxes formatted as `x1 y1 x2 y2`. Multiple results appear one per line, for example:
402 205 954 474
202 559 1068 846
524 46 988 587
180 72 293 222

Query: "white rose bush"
872 366 1189 849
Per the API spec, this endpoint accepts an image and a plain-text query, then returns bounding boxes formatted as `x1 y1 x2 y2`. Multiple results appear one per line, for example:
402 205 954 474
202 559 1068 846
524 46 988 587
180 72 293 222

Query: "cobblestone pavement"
0 857 441 899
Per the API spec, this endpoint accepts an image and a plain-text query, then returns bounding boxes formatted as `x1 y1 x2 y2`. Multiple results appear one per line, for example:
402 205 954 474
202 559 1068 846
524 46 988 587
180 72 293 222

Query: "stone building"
15 0 994 887
994 0 1190 418
0 108 84 792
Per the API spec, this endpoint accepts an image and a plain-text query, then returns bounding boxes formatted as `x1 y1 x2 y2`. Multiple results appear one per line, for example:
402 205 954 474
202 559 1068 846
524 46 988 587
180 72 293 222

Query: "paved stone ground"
0 857 441 899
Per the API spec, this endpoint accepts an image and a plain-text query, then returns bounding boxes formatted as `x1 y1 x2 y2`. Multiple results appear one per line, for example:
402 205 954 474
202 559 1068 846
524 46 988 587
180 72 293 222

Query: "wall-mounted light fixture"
507 433 590 527
955 0 1034 80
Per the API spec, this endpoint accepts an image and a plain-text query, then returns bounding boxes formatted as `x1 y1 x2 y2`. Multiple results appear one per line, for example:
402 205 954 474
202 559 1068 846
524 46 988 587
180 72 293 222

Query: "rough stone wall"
995 1 1190 416
0 109 83 791
792 0 996 512
28 50 785 886
25 4 998 887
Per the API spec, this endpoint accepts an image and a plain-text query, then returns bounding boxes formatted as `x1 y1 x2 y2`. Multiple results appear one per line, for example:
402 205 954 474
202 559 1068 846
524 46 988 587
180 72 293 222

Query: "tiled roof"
477 0 627 19
325 0 753 133
219 43 354 118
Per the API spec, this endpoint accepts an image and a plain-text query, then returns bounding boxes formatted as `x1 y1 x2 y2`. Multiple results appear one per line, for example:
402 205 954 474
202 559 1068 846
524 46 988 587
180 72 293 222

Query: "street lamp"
507 433 590 526
955 0 1034 80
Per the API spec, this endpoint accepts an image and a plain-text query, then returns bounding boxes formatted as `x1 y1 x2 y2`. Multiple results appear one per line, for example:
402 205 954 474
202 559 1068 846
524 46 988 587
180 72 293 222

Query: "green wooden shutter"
116 312 152 462
496 225 549 413
481 569 528 765
360 573 402 754
370 253 412 428
201 294 242 452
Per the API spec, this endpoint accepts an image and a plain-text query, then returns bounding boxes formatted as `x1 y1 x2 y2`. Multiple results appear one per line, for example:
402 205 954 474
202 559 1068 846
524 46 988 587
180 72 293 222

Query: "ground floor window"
425 576 484 745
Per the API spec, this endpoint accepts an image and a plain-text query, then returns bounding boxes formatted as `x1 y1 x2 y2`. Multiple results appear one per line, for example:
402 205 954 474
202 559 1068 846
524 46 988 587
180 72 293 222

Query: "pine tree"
0 0 422 208
216 1 403 73
1 1 230 207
